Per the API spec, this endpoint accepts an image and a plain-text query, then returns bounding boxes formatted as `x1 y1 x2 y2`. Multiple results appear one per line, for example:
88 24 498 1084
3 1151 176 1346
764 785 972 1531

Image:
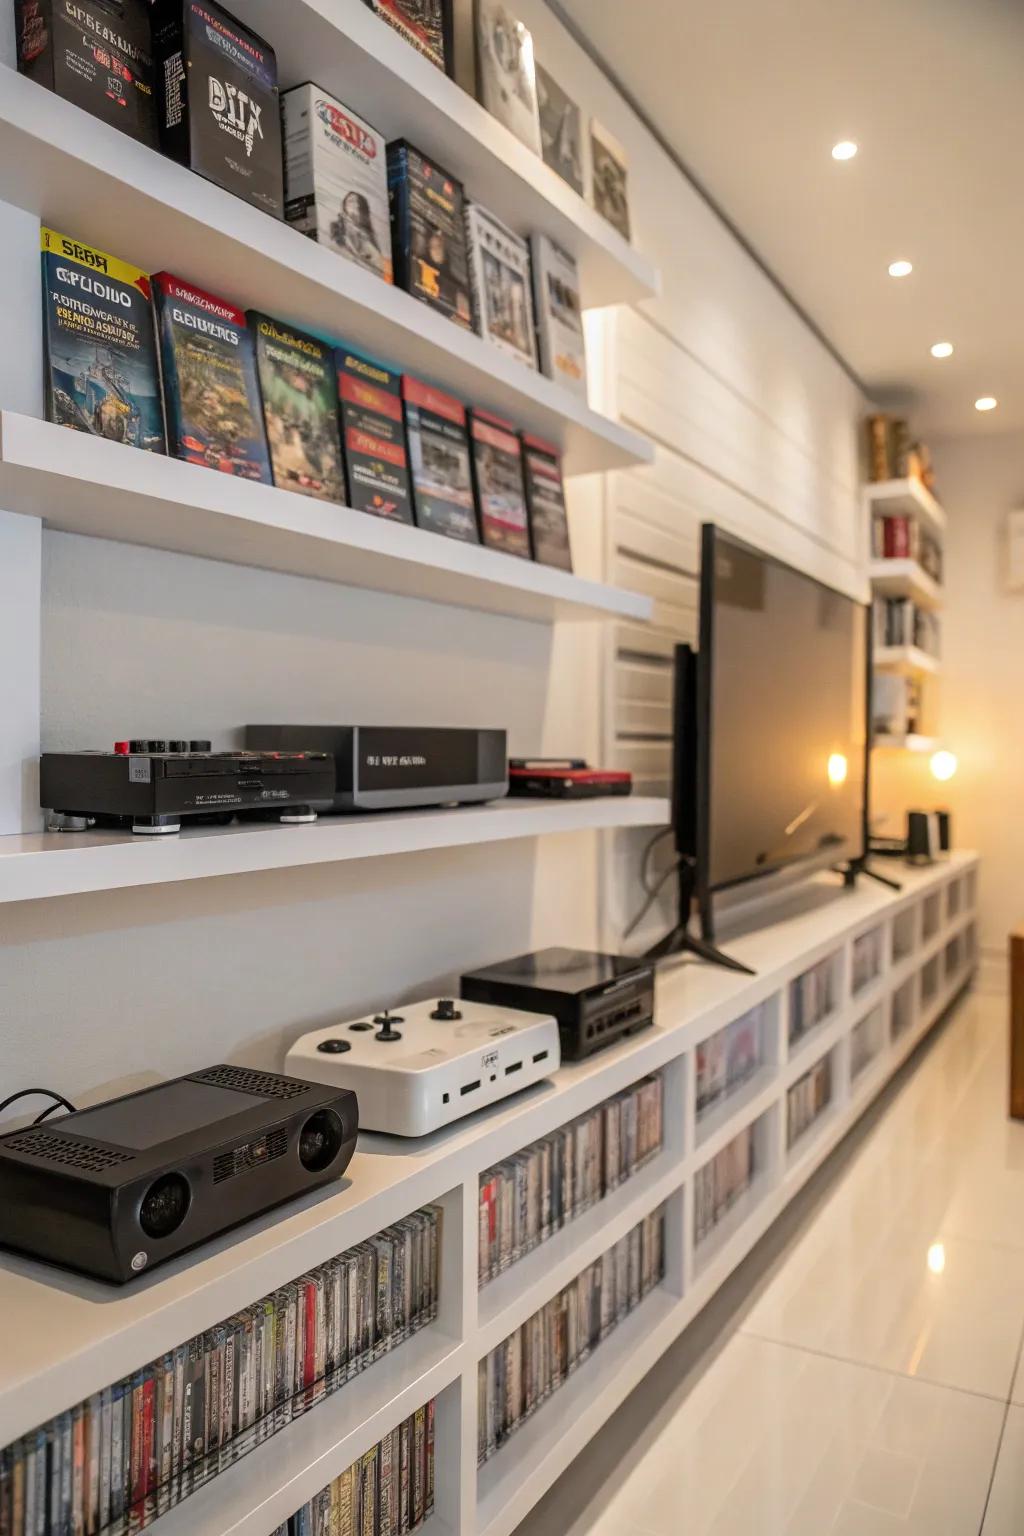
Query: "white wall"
0 2 865 1114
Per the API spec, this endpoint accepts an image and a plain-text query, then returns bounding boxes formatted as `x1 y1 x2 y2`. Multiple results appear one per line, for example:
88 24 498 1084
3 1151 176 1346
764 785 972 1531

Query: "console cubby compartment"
788 951 841 1053
947 877 963 921
945 932 964 979
694 997 778 1147
851 926 884 995
891 907 917 965
786 1049 835 1155
692 1107 777 1274
923 892 942 942
921 953 941 1005
891 975 916 1041
850 1006 887 1083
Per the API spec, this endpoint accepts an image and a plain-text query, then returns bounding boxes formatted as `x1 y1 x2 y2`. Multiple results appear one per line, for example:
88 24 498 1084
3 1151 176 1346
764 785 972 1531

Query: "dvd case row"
788 955 838 1047
786 1055 833 1150
268 1399 436 1536
477 1206 666 1466
872 595 941 657
693 1123 757 1249
695 1003 767 1118
477 1072 664 1287
41 226 574 572
0 1207 440 1536
851 927 883 994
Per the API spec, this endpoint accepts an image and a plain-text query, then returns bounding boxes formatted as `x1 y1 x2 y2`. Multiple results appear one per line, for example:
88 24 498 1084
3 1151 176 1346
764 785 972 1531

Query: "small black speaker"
935 809 952 853
906 810 938 864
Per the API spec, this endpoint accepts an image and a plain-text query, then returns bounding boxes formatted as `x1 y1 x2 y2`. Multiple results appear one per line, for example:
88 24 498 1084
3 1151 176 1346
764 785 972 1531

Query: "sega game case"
468 407 531 557
465 203 538 370
521 432 572 571
365 0 452 72
41 227 165 453
153 270 272 482
535 62 584 194
336 346 415 522
153 0 284 217
530 232 587 398
250 312 346 502
387 139 473 330
16 0 159 147
402 374 479 543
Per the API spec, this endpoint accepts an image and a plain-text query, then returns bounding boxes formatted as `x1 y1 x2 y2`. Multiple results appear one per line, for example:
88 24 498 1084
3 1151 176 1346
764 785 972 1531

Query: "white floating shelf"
873 645 941 676
867 477 946 534
0 69 651 478
868 558 944 610
0 796 671 907
230 0 659 310
873 733 938 753
0 414 652 626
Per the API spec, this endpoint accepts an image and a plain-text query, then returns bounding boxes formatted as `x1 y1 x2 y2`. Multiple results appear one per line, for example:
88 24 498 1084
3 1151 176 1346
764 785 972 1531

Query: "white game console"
285 998 561 1137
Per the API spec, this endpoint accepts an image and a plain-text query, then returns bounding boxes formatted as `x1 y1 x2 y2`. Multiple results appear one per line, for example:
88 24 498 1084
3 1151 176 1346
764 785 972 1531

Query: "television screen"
699 525 868 894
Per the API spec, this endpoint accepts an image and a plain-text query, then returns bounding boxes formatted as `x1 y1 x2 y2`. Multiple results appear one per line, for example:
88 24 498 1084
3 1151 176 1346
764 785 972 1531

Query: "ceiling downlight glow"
975 396 998 412
930 342 954 359
831 141 858 161
888 260 913 278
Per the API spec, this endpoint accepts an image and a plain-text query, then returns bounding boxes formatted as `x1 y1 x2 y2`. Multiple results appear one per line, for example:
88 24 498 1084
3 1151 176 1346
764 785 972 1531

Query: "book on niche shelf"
866 412 936 489
871 515 943 581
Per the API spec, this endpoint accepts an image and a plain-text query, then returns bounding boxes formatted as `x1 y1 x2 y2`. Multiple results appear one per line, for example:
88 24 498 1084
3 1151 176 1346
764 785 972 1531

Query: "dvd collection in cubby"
477 1206 666 1465
0 1206 440 1536
695 1002 767 1117
851 927 883 993
478 1072 664 1286
788 955 837 1046
269 1399 436 1536
693 1122 757 1247
786 1055 832 1149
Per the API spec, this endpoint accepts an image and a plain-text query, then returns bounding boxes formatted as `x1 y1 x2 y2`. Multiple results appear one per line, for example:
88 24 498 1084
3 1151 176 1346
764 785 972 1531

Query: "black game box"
336 345 415 523
461 947 655 1062
365 0 452 72
468 407 531 558
250 312 346 502
153 0 284 217
16 0 159 147
387 139 473 330
402 373 479 543
521 432 572 571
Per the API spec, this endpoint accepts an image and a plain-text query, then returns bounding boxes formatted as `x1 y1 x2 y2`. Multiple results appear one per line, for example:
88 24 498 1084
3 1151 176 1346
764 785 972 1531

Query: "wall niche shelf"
866 477 946 535
873 646 941 677
867 559 943 610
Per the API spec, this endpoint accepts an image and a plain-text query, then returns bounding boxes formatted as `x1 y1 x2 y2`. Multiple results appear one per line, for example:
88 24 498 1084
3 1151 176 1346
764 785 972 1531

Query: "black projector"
245 726 508 811
0 1067 358 1283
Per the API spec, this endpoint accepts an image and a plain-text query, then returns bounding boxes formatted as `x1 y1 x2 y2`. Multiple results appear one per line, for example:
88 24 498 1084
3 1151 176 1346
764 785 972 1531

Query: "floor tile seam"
737 1327 1011 1405
977 1400 1012 1536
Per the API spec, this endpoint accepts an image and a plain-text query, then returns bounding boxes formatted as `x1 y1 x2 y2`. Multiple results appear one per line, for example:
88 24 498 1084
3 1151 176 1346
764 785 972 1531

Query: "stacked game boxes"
695 1003 766 1118
693 1123 757 1248
477 1073 664 1286
851 927 883 994
788 955 837 1046
786 1055 833 1149
0 1208 440 1536
477 1206 666 1465
270 1400 435 1536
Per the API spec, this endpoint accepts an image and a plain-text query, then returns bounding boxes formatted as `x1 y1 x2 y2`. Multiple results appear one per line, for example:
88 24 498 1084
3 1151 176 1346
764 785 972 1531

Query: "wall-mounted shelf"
230 0 659 310
0 415 652 626
868 558 943 610
0 69 652 478
873 733 938 753
873 645 941 676
866 477 946 535
0 795 671 907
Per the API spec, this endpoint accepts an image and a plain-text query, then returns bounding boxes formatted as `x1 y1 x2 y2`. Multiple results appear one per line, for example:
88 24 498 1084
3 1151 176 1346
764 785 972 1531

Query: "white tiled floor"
516 987 1024 1536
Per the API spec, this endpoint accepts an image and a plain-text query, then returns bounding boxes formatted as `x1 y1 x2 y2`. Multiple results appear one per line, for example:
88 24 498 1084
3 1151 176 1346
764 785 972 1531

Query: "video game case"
282 83 393 284
335 346 415 523
387 140 473 330
475 0 541 155
464 204 538 370
535 62 584 195
401 374 479 543
250 312 346 502
521 433 572 571
16 0 160 147
590 117 631 240
365 0 452 71
152 270 272 481
152 0 284 218
468 407 532 557
530 232 587 399
41 227 166 453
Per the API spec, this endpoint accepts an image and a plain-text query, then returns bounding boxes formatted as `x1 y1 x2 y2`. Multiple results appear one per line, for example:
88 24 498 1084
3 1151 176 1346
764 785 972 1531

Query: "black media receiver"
0 1067 358 1283
460 947 655 1062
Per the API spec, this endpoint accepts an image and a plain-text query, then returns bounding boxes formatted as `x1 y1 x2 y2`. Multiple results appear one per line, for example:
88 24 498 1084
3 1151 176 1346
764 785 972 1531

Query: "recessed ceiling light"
831 140 858 161
930 341 954 359
975 396 998 411
888 260 913 278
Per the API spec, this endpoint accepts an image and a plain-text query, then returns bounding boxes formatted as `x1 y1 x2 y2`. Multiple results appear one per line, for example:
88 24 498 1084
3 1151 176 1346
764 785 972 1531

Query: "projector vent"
213 1127 288 1184
190 1066 310 1100
1 1129 134 1172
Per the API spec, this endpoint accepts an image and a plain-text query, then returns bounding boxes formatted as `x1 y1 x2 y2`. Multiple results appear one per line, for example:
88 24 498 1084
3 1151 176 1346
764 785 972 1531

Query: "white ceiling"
557 0 1024 436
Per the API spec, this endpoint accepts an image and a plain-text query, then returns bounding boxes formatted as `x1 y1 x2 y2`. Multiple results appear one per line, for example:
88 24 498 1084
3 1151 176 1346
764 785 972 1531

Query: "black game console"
460 947 656 1062
245 726 508 812
40 743 336 834
0 1066 358 1282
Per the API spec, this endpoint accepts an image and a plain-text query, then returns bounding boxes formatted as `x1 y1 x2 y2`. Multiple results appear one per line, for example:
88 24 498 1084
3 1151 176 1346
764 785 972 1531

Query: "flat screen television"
649 523 870 971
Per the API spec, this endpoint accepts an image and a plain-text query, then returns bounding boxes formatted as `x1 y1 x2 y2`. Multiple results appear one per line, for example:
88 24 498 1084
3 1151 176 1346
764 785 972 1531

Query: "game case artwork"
530 233 587 398
153 271 272 481
590 118 631 240
402 375 479 543
250 313 346 501
475 0 542 155
535 63 584 195
282 84 393 283
469 408 531 558
41 227 165 452
16 0 160 147
336 347 415 523
388 141 473 329
365 0 451 71
521 434 571 571
465 204 537 370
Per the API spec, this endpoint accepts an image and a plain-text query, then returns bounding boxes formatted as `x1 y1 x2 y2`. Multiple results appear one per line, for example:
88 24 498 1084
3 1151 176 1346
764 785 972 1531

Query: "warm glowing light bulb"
927 1242 946 1275
930 342 954 359
831 141 858 161
827 753 849 786
888 260 913 278
930 750 958 782
975 396 998 412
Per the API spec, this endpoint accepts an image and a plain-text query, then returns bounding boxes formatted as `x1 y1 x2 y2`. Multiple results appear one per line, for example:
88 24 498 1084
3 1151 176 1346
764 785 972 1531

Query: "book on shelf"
872 596 940 656
871 515 943 582
865 412 936 490
872 672 923 739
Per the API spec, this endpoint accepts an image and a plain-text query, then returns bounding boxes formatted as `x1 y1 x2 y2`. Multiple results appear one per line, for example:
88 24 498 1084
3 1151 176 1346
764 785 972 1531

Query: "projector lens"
298 1109 344 1173
139 1172 191 1238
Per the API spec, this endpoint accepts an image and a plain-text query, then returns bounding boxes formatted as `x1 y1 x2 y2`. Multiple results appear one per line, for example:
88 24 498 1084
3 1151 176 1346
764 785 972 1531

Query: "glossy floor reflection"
516 987 1024 1536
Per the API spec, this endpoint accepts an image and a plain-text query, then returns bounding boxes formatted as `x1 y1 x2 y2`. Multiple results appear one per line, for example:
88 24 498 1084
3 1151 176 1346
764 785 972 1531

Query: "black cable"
0 1088 77 1118
624 857 681 942
639 826 673 897
33 1102 72 1124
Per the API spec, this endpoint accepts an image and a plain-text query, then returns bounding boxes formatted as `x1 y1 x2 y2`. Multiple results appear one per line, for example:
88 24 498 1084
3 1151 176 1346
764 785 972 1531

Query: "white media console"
0 853 979 1536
